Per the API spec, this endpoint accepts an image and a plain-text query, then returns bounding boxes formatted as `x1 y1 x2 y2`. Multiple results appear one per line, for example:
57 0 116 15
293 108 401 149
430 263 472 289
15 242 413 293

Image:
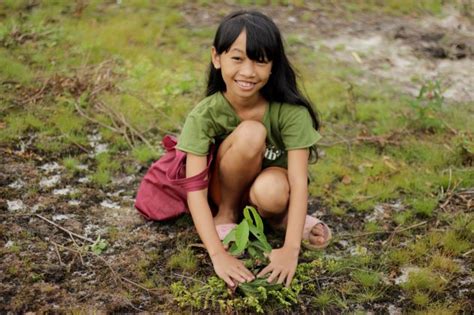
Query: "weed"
132 144 159 164
62 156 80 175
86 236 108 255
311 290 335 310
412 291 430 307
440 231 471 256
400 268 446 294
167 248 198 273
407 80 445 133
90 169 111 187
410 197 438 218
351 270 381 288
429 254 461 274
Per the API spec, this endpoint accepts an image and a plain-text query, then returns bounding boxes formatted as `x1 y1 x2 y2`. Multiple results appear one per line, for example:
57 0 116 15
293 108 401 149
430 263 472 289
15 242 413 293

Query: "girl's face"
212 31 272 102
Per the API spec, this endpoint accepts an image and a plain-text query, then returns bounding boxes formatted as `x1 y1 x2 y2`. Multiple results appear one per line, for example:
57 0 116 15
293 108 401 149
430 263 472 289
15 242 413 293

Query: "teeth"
236 81 255 88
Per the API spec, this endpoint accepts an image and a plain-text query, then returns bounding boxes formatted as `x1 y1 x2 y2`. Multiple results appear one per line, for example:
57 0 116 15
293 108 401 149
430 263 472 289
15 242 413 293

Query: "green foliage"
132 144 159 164
62 156 81 175
351 270 381 288
410 197 438 218
400 268 446 294
407 80 445 133
167 248 198 272
86 236 108 255
223 206 272 259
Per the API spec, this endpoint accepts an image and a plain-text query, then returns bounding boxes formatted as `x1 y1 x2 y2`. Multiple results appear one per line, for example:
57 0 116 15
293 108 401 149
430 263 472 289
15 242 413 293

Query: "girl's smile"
212 31 272 105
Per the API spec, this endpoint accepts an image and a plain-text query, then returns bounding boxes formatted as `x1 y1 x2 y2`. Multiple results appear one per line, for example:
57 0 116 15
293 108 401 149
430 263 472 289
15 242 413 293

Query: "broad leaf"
248 206 264 232
235 220 249 254
222 228 236 245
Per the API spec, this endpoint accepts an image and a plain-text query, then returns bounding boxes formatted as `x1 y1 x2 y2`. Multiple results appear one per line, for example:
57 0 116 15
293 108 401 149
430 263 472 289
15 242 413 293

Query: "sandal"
216 223 238 241
302 215 332 250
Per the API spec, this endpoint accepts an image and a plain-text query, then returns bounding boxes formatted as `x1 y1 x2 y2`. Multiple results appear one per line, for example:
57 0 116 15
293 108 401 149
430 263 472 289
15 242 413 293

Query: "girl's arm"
257 148 309 287
186 153 255 287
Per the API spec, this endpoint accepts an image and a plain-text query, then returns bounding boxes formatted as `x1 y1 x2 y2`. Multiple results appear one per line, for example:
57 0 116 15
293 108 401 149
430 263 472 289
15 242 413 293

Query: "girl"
176 10 331 289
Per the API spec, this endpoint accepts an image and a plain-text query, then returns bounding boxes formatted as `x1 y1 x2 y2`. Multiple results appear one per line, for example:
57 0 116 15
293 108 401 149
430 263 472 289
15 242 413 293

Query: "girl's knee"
234 121 266 153
250 169 289 215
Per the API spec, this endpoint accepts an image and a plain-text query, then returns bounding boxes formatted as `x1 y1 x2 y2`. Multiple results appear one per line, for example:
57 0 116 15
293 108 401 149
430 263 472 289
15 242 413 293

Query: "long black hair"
206 10 320 136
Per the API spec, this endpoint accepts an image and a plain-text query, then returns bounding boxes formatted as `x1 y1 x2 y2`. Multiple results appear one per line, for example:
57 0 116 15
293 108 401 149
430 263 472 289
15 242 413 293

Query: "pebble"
7 200 25 211
394 266 420 284
39 162 61 173
101 200 120 209
8 179 25 189
40 175 61 188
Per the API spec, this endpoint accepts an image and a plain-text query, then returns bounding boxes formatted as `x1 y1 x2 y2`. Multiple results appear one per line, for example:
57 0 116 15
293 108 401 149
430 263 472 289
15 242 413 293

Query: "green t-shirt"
176 92 321 169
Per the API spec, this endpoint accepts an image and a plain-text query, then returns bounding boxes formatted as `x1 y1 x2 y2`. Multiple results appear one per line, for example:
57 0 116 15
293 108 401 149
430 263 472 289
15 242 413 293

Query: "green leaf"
247 206 264 232
222 228 236 246
244 206 253 225
249 225 272 253
235 220 250 253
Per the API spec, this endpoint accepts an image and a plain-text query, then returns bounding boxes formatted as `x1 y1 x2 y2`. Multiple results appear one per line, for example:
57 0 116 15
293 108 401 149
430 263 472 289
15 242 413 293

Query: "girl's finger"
286 270 295 288
229 271 246 284
237 264 255 280
267 269 280 283
257 265 272 278
222 275 235 288
277 271 287 285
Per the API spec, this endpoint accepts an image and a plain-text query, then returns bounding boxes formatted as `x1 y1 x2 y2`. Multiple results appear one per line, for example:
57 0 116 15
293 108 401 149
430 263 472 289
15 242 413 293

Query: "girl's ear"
211 47 221 69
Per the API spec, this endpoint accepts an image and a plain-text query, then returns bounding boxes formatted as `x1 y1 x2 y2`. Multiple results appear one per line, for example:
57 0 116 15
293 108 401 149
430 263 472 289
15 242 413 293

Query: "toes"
311 223 326 237
309 234 326 246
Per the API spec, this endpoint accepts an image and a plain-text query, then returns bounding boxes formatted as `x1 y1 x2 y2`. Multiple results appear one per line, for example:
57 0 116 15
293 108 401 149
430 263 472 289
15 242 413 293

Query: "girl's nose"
240 61 256 77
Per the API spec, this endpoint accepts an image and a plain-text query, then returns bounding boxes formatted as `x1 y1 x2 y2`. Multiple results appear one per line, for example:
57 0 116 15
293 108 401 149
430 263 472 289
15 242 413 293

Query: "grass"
0 0 472 313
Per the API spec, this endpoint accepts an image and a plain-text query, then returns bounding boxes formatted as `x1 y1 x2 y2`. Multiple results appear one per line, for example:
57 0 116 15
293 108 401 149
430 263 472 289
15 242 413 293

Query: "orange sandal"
302 215 332 250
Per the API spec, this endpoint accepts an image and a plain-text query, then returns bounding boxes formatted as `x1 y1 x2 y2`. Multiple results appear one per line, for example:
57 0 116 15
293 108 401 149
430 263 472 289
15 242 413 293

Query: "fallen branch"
34 214 94 244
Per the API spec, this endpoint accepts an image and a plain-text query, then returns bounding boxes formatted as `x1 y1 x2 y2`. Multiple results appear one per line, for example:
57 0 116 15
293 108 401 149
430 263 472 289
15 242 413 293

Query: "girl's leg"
249 167 329 246
209 121 266 226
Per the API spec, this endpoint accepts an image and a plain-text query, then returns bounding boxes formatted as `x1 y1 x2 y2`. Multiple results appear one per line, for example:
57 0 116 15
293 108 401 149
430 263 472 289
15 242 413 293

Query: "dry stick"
462 248 474 257
338 221 427 240
118 111 156 153
73 101 121 134
53 242 64 266
34 214 95 244
52 240 160 294
95 101 134 148
172 272 207 285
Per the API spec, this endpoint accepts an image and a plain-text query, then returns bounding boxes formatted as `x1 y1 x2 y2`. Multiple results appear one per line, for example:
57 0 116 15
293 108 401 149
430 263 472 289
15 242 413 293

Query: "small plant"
171 206 302 312
87 236 108 255
407 80 445 133
223 206 272 264
167 248 198 272
351 270 381 288
62 156 81 175
410 197 438 217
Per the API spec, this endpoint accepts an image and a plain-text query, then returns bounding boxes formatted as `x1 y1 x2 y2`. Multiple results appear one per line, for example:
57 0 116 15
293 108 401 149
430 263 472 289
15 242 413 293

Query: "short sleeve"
176 110 214 156
279 105 321 150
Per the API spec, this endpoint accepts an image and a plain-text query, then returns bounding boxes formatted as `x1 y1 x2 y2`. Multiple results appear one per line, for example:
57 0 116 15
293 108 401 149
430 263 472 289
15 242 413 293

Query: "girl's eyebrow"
230 48 244 53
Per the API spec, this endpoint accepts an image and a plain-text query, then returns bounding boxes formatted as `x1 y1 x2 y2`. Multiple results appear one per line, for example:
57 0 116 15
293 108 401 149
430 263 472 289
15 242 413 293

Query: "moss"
167 247 198 273
401 268 446 294
351 270 381 288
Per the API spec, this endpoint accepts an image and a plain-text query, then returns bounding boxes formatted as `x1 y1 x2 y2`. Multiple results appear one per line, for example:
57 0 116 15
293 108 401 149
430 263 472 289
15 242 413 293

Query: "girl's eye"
232 56 242 61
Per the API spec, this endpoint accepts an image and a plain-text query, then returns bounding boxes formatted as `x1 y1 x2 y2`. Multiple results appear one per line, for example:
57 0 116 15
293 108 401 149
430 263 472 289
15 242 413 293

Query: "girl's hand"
210 250 255 288
257 246 299 288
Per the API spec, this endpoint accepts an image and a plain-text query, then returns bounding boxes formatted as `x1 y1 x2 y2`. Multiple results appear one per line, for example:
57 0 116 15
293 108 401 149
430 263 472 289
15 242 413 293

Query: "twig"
53 242 64 266
34 214 94 243
462 248 474 257
172 272 207 285
73 101 121 134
